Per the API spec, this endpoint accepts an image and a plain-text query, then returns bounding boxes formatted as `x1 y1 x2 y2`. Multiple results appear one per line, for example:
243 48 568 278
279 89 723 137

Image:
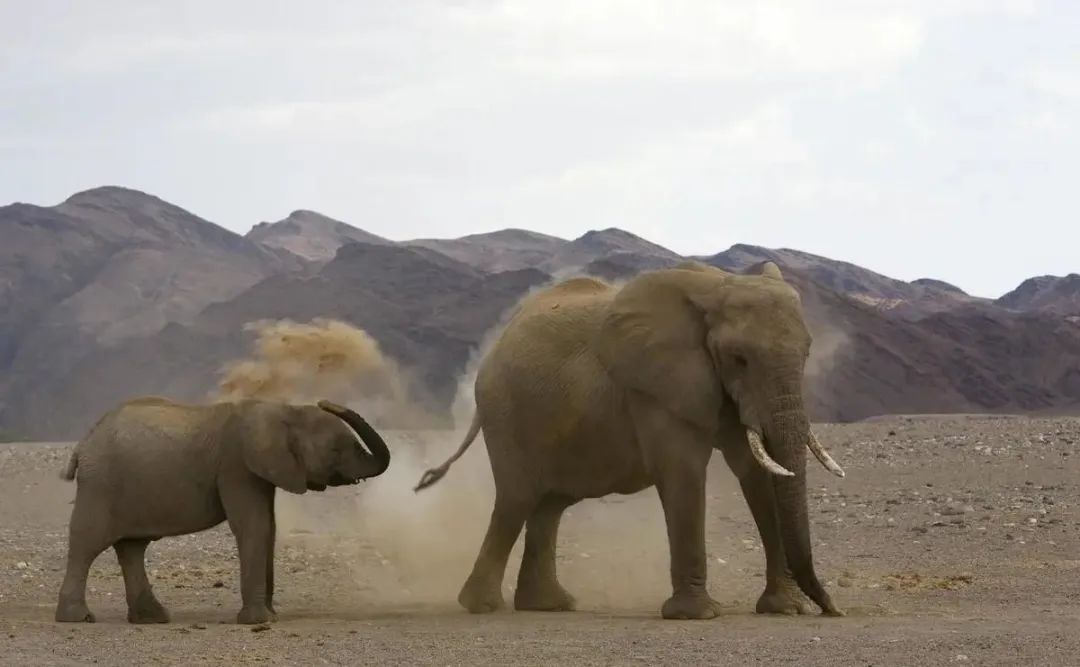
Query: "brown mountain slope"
0 243 550 439
711 244 985 319
996 274 1080 315
408 229 568 273
0 187 297 438
2 186 1079 440
248 210 391 262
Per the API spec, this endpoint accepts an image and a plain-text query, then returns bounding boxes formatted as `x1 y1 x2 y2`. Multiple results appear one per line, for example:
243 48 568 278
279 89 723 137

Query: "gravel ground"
1 415 1079 665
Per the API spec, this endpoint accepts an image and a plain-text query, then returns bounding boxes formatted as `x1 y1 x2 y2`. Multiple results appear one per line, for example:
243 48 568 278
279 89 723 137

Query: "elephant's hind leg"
115 539 170 624
55 498 112 623
514 495 578 612
459 493 532 614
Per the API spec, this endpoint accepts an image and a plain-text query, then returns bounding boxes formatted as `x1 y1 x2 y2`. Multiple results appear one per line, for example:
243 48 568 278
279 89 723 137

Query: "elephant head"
598 261 843 614
235 399 391 494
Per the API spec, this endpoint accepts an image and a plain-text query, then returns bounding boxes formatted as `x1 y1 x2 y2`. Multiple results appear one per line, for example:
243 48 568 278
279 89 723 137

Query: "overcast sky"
2 1 1077 297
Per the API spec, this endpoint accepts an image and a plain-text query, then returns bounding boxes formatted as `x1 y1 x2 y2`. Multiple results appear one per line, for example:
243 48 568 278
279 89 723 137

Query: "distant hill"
0 186 1077 440
0 242 549 438
247 210 391 261
0 187 298 438
408 229 568 273
997 274 1080 315
710 244 986 319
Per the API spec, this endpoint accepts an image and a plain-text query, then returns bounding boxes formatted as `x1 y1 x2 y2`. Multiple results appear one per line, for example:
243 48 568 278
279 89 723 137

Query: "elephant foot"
458 579 505 614
514 580 576 612
661 591 723 620
236 604 273 625
756 580 814 616
127 592 170 624
55 601 95 623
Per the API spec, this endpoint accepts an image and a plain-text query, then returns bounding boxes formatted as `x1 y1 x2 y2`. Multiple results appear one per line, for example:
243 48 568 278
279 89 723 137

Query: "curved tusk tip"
832 468 846 478
772 466 796 477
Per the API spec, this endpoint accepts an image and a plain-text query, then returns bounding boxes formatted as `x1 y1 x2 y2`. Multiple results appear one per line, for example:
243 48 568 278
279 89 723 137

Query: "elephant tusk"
808 430 845 478
746 430 795 477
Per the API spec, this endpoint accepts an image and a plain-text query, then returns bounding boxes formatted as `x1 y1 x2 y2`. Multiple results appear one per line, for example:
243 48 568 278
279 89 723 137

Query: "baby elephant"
55 396 390 625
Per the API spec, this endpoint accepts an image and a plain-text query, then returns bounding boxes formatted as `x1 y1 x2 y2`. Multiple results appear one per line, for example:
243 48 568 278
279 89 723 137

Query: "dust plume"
805 323 851 384
212 318 433 425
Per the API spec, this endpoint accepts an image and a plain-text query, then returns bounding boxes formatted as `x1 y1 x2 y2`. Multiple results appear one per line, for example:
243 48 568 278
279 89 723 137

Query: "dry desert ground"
1 415 1079 665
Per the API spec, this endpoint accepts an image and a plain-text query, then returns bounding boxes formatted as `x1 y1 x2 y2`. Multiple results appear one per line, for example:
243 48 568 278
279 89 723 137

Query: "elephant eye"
731 354 748 368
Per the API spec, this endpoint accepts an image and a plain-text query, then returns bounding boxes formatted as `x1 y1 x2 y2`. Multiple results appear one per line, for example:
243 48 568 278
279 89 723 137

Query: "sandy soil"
2 415 1079 666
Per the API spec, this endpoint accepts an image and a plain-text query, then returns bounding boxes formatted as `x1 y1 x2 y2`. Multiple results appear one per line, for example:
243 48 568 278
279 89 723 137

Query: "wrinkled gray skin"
55 397 390 625
417 262 844 620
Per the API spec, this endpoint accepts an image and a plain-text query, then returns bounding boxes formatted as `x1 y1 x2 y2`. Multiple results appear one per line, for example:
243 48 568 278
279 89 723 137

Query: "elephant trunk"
762 386 842 616
318 401 391 478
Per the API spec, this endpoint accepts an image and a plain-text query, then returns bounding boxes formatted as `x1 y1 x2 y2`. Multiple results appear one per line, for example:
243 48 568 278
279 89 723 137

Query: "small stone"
838 577 854 588
251 624 271 633
954 655 970 663
212 581 225 588
14 562 27 570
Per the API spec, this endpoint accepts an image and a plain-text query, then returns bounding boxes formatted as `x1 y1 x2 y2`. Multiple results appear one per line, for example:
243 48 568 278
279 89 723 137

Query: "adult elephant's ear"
597 268 728 432
235 402 308 495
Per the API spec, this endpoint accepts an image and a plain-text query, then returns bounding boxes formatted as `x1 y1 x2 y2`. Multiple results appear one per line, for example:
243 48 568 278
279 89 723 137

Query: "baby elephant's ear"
236 403 308 495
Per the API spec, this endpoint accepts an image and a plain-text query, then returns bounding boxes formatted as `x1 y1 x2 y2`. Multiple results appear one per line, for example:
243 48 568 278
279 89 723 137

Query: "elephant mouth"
307 473 371 492
326 473 366 487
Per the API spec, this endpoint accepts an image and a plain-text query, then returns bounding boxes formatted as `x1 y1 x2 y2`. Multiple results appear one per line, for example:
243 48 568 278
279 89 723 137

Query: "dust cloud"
805 323 851 384
214 317 499 605
214 318 405 414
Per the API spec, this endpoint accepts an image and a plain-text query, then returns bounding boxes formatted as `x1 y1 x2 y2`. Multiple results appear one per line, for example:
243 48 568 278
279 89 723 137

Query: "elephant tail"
60 449 78 481
413 411 482 492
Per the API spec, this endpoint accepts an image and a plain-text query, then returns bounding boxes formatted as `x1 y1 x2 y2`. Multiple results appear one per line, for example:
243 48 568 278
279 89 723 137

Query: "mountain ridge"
1 186 1077 440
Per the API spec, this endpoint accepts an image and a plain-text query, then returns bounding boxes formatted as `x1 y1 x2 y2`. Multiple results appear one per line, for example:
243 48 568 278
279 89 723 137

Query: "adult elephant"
416 261 845 619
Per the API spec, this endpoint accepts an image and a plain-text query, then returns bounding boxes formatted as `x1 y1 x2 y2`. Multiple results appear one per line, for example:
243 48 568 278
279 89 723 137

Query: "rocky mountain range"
1 186 1078 440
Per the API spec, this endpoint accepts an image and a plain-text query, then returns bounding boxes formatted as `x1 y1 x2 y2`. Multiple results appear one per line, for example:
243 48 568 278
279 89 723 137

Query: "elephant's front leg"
633 398 720 620
222 481 275 624
718 428 813 615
